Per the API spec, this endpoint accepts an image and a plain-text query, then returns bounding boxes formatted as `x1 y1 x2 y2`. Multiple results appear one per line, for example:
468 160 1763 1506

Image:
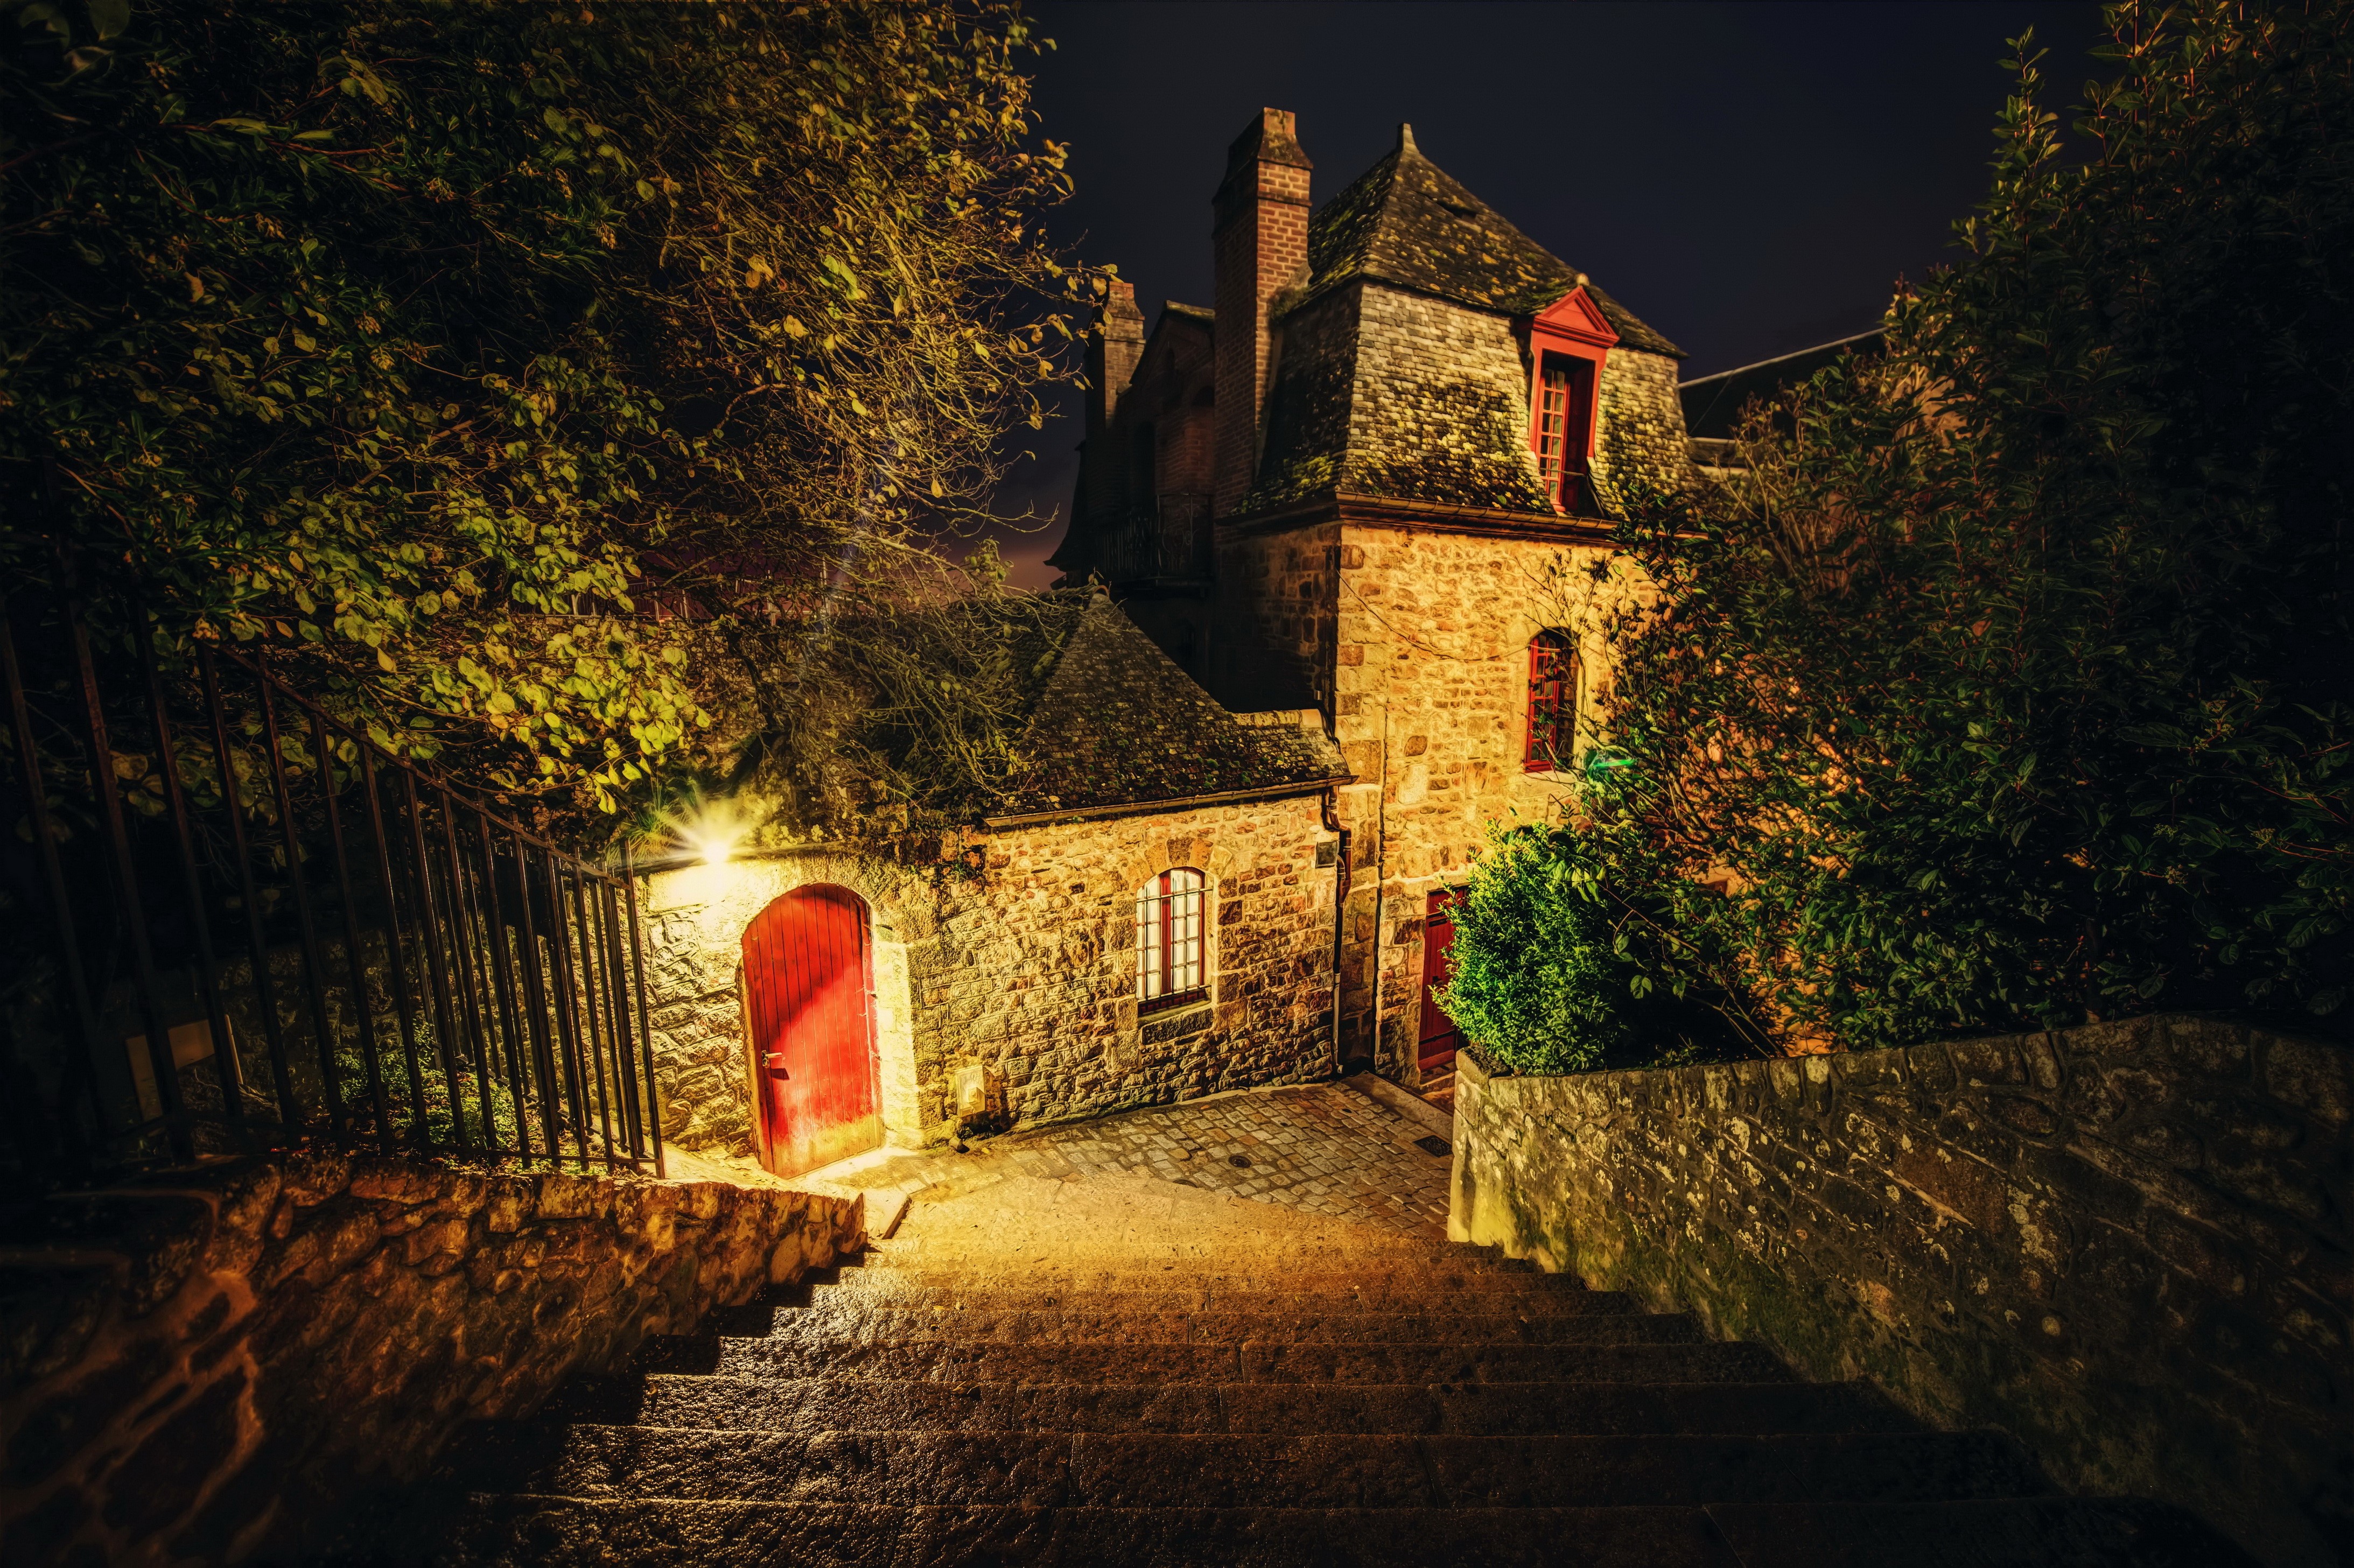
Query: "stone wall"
640 787 1342 1157
1450 1016 2353 1566
1329 525 1641 1080
1211 519 1339 714
0 1152 863 1566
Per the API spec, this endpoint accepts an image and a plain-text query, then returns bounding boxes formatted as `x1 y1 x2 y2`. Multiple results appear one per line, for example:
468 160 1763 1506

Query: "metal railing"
0 555 663 1185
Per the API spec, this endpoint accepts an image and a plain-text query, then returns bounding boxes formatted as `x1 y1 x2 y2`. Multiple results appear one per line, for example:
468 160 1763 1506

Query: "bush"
1436 826 1628 1073
1439 822 1762 1074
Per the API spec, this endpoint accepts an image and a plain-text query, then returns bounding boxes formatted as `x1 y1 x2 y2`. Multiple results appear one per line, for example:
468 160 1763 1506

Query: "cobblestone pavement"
808 1079 1455 1239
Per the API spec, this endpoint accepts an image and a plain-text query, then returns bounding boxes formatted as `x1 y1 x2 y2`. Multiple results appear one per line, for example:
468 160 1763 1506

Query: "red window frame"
1528 288 1616 517
1136 868 1207 1014
1524 631 1578 773
1534 354 1596 515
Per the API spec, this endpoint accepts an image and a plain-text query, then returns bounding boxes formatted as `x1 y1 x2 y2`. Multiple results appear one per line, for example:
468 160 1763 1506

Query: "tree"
1448 0 2352 1065
1 0 1091 819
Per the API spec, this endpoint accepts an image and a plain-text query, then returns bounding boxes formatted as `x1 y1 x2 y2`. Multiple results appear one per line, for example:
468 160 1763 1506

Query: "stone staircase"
403 1217 2242 1567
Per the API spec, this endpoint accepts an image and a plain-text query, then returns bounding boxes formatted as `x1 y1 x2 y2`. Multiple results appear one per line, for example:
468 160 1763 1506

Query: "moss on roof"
1297 130 1683 358
1001 594 1347 817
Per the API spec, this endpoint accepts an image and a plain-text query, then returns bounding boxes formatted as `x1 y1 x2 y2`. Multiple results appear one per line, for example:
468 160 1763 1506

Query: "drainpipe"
1321 786 1351 1076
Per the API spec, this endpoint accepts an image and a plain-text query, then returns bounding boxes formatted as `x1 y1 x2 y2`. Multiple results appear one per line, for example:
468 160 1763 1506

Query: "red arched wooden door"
740 885 880 1178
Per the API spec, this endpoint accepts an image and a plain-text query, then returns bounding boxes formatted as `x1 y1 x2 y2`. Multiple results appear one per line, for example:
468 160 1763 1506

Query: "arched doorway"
740 885 880 1177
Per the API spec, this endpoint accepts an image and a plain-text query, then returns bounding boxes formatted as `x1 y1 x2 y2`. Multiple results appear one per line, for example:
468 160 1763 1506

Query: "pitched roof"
1295 126 1682 358
1680 329 1883 439
999 594 1347 819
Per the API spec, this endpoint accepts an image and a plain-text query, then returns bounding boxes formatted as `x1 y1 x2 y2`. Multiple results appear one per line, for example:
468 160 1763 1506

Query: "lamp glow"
670 802 748 868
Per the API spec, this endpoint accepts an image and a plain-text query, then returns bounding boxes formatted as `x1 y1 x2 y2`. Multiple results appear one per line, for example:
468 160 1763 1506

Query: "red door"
741 885 880 1178
1419 890 1463 1074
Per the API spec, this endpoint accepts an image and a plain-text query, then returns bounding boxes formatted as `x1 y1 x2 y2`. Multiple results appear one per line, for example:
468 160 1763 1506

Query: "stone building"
637 591 1349 1173
1049 110 1701 1089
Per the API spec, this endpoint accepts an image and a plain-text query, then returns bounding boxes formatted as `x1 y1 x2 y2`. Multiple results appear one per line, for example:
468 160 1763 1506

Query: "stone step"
543 1376 1918 1438
1705 1498 2261 1567
446 1427 2049 1510
757 1304 1700 1347
423 1496 2257 1568
808 1278 1617 1314
699 1336 1797 1387
869 1240 1535 1272
431 1498 1741 1567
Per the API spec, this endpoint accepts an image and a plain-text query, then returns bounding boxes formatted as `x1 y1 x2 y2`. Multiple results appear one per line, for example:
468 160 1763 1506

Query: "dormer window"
1528 288 1617 517
1535 355 1595 515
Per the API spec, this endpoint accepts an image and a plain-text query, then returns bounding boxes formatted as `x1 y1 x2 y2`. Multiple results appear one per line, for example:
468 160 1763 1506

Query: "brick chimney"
1078 277 1146 531
1084 276 1146 443
1212 108 1312 516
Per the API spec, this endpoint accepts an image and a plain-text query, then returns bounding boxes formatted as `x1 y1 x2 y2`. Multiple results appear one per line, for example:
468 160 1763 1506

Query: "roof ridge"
1003 597 1346 818
1292 134 1683 358
1680 329 1884 390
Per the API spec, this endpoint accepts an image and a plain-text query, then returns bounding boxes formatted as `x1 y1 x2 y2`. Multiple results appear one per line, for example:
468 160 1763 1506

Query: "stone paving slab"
807 1081 1455 1239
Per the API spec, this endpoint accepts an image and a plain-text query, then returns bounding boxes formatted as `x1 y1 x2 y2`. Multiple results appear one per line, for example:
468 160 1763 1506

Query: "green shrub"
1438 822 1763 1074
1436 826 1629 1074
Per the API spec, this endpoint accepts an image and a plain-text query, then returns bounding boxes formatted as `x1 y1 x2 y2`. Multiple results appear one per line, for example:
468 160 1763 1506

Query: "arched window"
1136 868 1207 1012
1524 632 1578 772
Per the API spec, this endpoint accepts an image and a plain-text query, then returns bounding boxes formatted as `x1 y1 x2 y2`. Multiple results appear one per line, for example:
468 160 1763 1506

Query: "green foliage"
716 553 1088 840
1551 1 2352 1052
1439 819 1766 1073
1435 825 1634 1073
2 0 1090 822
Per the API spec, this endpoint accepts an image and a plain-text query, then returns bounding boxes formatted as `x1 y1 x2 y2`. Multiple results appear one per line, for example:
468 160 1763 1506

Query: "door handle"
765 1052 788 1074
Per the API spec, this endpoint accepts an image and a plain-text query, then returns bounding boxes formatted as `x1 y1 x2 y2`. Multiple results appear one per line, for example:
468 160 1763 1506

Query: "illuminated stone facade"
639 768 1341 1157
1053 112 1698 1083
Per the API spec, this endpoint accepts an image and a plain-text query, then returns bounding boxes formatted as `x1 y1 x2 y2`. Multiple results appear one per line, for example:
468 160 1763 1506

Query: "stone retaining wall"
1449 1015 2351 1566
0 1153 863 1566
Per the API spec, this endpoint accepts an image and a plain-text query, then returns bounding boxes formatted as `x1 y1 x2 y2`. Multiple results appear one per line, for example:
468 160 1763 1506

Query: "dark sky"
983 0 2105 585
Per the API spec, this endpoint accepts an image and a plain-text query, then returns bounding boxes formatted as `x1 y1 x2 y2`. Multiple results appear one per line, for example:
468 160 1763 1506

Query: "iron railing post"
474 811 532 1162
360 746 429 1148
133 609 243 1131
257 680 342 1138
64 575 192 1161
311 711 393 1149
1 597 109 1166
623 847 663 1179
200 649 300 1128
401 771 465 1148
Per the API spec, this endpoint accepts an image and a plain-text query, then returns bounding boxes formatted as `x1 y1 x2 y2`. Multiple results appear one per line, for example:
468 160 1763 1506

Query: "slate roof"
998 593 1348 819
1680 329 1883 439
1295 127 1682 358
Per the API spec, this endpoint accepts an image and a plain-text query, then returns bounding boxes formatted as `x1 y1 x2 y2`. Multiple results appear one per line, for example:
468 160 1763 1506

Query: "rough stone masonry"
1451 1014 2353 1567
0 1152 863 1565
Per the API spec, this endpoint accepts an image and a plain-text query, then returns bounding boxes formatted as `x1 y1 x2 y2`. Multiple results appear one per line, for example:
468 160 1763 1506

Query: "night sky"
983 1 2105 585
